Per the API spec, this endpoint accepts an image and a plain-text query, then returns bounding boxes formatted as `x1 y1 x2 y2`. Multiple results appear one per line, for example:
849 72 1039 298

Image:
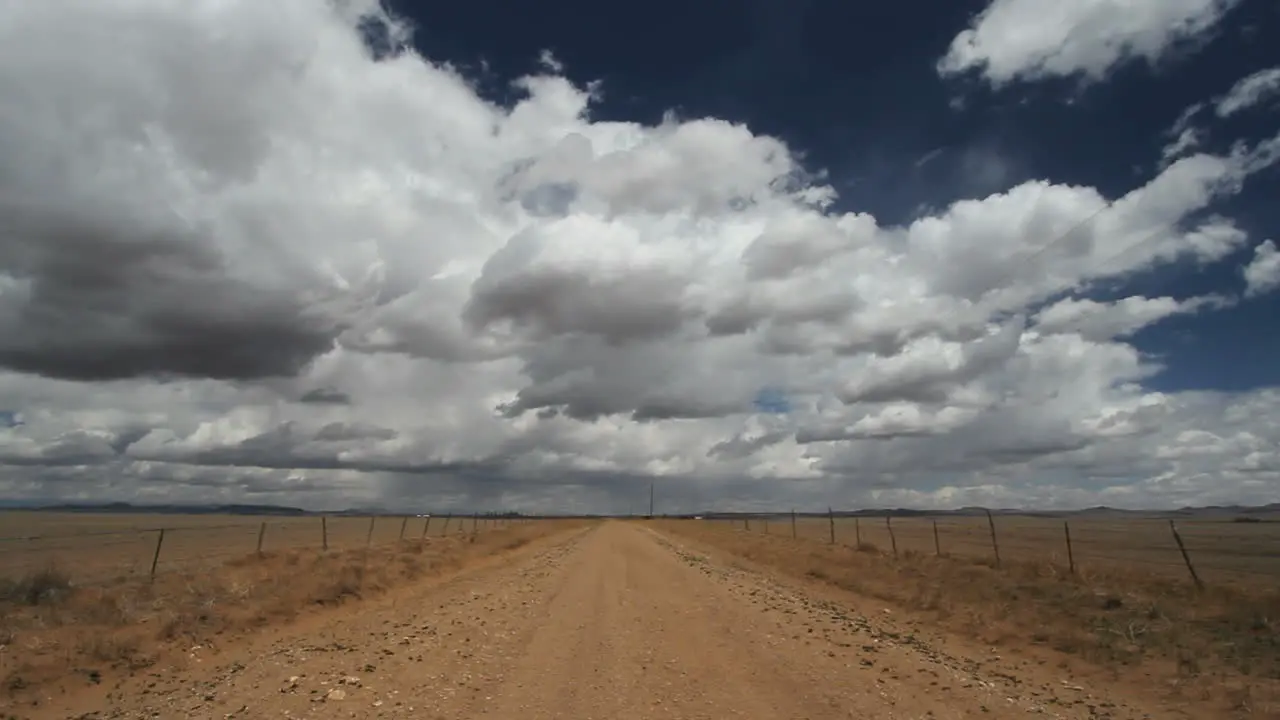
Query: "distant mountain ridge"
692 503 1280 520
3 502 523 517
14 501 311 516
2 501 1277 518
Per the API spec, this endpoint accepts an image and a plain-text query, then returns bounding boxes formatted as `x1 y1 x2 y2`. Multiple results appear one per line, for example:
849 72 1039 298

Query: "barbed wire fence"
5 510 1276 590
707 510 1280 589
0 514 522 587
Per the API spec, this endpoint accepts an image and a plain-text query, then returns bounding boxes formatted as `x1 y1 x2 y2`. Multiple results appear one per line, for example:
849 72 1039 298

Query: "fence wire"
719 513 1280 588
0 514 513 586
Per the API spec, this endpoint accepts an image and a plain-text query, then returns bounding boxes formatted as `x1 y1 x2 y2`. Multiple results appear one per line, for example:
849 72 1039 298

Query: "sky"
1 0 1279 514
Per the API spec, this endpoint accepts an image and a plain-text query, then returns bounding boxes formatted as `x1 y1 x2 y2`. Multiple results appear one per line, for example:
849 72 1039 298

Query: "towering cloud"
0 0 1276 512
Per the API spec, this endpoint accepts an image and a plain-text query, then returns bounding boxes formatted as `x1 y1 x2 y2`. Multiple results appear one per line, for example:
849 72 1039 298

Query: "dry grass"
0 565 73 606
0 512 511 585
787 514 1280 587
658 520 1280 717
0 520 581 703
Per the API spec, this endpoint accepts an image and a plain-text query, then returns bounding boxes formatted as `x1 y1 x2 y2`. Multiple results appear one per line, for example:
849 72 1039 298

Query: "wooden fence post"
1063 520 1075 575
421 515 432 540
932 519 941 556
399 516 409 541
745 518 750 531
984 509 1001 569
256 521 267 556
1168 520 1204 589
365 516 376 547
791 510 797 539
855 517 862 547
442 513 452 535
885 516 898 558
149 529 166 581
828 507 835 544
321 516 329 551
764 518 769 535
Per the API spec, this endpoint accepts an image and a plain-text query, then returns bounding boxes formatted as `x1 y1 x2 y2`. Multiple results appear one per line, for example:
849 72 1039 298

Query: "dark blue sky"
394 0 1280 393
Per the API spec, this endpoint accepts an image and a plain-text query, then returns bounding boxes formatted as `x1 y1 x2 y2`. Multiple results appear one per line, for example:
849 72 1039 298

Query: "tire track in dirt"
467 520 854 719
644 528 1167 719
468 522 1154 720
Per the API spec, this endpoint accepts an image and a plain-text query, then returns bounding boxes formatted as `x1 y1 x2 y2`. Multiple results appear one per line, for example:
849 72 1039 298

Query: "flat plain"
775 513 1280 587
0 515 1277 719
0 512 501 584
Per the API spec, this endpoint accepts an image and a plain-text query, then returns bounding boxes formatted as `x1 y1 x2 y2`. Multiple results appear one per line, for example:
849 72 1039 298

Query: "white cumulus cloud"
939 0 1241 86
1216 66 1280 117
0 0 1278 513
1160 65 1280 165
1243 240 1280 298
1033 295 1224 341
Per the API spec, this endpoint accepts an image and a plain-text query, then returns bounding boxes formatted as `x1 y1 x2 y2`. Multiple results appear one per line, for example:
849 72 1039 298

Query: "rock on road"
49 522 1168 720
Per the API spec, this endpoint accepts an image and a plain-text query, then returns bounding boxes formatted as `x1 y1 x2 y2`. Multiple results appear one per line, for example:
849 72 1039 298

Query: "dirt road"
36 522 1180 719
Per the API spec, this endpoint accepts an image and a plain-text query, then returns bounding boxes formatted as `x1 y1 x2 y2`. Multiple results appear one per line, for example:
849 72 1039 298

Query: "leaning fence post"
421 515 432 540
365 516 376 547
885 516 898 558
321 516 329 551
399 516 409 541
149 528 166 581
932 519 941 557
256 521 267 556
984 509 1001 569
828 507 835 544
1168 520 1204 589
442 513 452 535
745 518 750 531
1064 520 1075 575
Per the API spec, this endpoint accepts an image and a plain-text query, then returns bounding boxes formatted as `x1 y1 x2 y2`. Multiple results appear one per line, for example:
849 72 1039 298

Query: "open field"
0 512 515 585
1 518 1277 719
733 513 1280 588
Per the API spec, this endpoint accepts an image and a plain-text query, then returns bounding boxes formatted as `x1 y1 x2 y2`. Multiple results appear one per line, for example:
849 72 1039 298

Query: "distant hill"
4 500 1278 519
685 503 1280 520
22 502 311 516
1175 503 1280 514
2 503 547 517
